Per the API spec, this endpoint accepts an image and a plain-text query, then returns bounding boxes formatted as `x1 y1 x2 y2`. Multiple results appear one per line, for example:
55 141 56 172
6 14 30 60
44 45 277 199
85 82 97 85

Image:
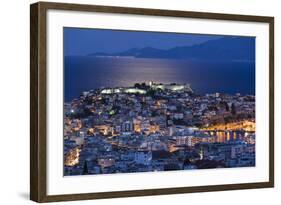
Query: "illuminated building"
201 120 256 132
64 147 81 166
98 157 115 168
149 81 193 93
101 87 146 94
134 151 152 165
149 124 159 133
94 125 112 135
121 121 134 132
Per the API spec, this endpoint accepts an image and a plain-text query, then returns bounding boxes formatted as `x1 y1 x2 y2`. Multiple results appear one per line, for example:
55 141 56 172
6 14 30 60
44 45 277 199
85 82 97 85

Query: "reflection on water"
64 56 255 101
208 131 254 143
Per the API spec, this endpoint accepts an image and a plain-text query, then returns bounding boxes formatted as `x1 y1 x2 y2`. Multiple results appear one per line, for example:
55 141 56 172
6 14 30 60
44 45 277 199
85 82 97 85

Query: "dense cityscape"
64 81 255 176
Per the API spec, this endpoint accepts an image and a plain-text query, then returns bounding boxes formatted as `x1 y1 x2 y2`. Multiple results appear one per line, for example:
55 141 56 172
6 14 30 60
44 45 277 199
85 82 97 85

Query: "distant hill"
88 37 255 61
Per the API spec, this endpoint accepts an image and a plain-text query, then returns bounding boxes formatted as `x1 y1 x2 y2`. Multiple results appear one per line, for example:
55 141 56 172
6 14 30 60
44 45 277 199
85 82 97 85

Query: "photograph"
63 28 256 176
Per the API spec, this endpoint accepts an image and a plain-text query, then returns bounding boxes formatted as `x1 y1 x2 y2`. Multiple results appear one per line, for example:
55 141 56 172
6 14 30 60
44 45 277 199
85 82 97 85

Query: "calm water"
64 56 255 102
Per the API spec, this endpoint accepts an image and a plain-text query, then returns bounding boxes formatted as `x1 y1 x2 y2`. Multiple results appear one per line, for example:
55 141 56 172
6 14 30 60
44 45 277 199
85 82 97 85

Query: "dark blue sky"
64 27 222 56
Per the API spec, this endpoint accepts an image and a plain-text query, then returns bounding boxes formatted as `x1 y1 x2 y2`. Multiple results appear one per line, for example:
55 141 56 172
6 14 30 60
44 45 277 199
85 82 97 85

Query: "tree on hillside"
231 103 236 115
82 160 89 175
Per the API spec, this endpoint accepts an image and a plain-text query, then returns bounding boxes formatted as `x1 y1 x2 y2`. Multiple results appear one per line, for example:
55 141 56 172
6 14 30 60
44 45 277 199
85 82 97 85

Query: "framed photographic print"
30 1 274 202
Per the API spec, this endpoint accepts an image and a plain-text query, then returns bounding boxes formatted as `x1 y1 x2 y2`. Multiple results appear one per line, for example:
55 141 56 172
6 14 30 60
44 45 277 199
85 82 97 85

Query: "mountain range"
88 37 255 61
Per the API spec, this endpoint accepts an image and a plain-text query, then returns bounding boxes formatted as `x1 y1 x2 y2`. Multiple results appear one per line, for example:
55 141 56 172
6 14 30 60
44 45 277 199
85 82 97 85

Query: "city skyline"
64 81 256 176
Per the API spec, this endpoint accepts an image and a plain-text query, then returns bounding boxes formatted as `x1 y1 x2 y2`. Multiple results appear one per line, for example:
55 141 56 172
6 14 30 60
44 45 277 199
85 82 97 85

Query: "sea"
64 56 255 102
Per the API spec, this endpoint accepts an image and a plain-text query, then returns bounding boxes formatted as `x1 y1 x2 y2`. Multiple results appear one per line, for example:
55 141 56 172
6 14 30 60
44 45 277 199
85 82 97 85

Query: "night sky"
64 27 222 56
